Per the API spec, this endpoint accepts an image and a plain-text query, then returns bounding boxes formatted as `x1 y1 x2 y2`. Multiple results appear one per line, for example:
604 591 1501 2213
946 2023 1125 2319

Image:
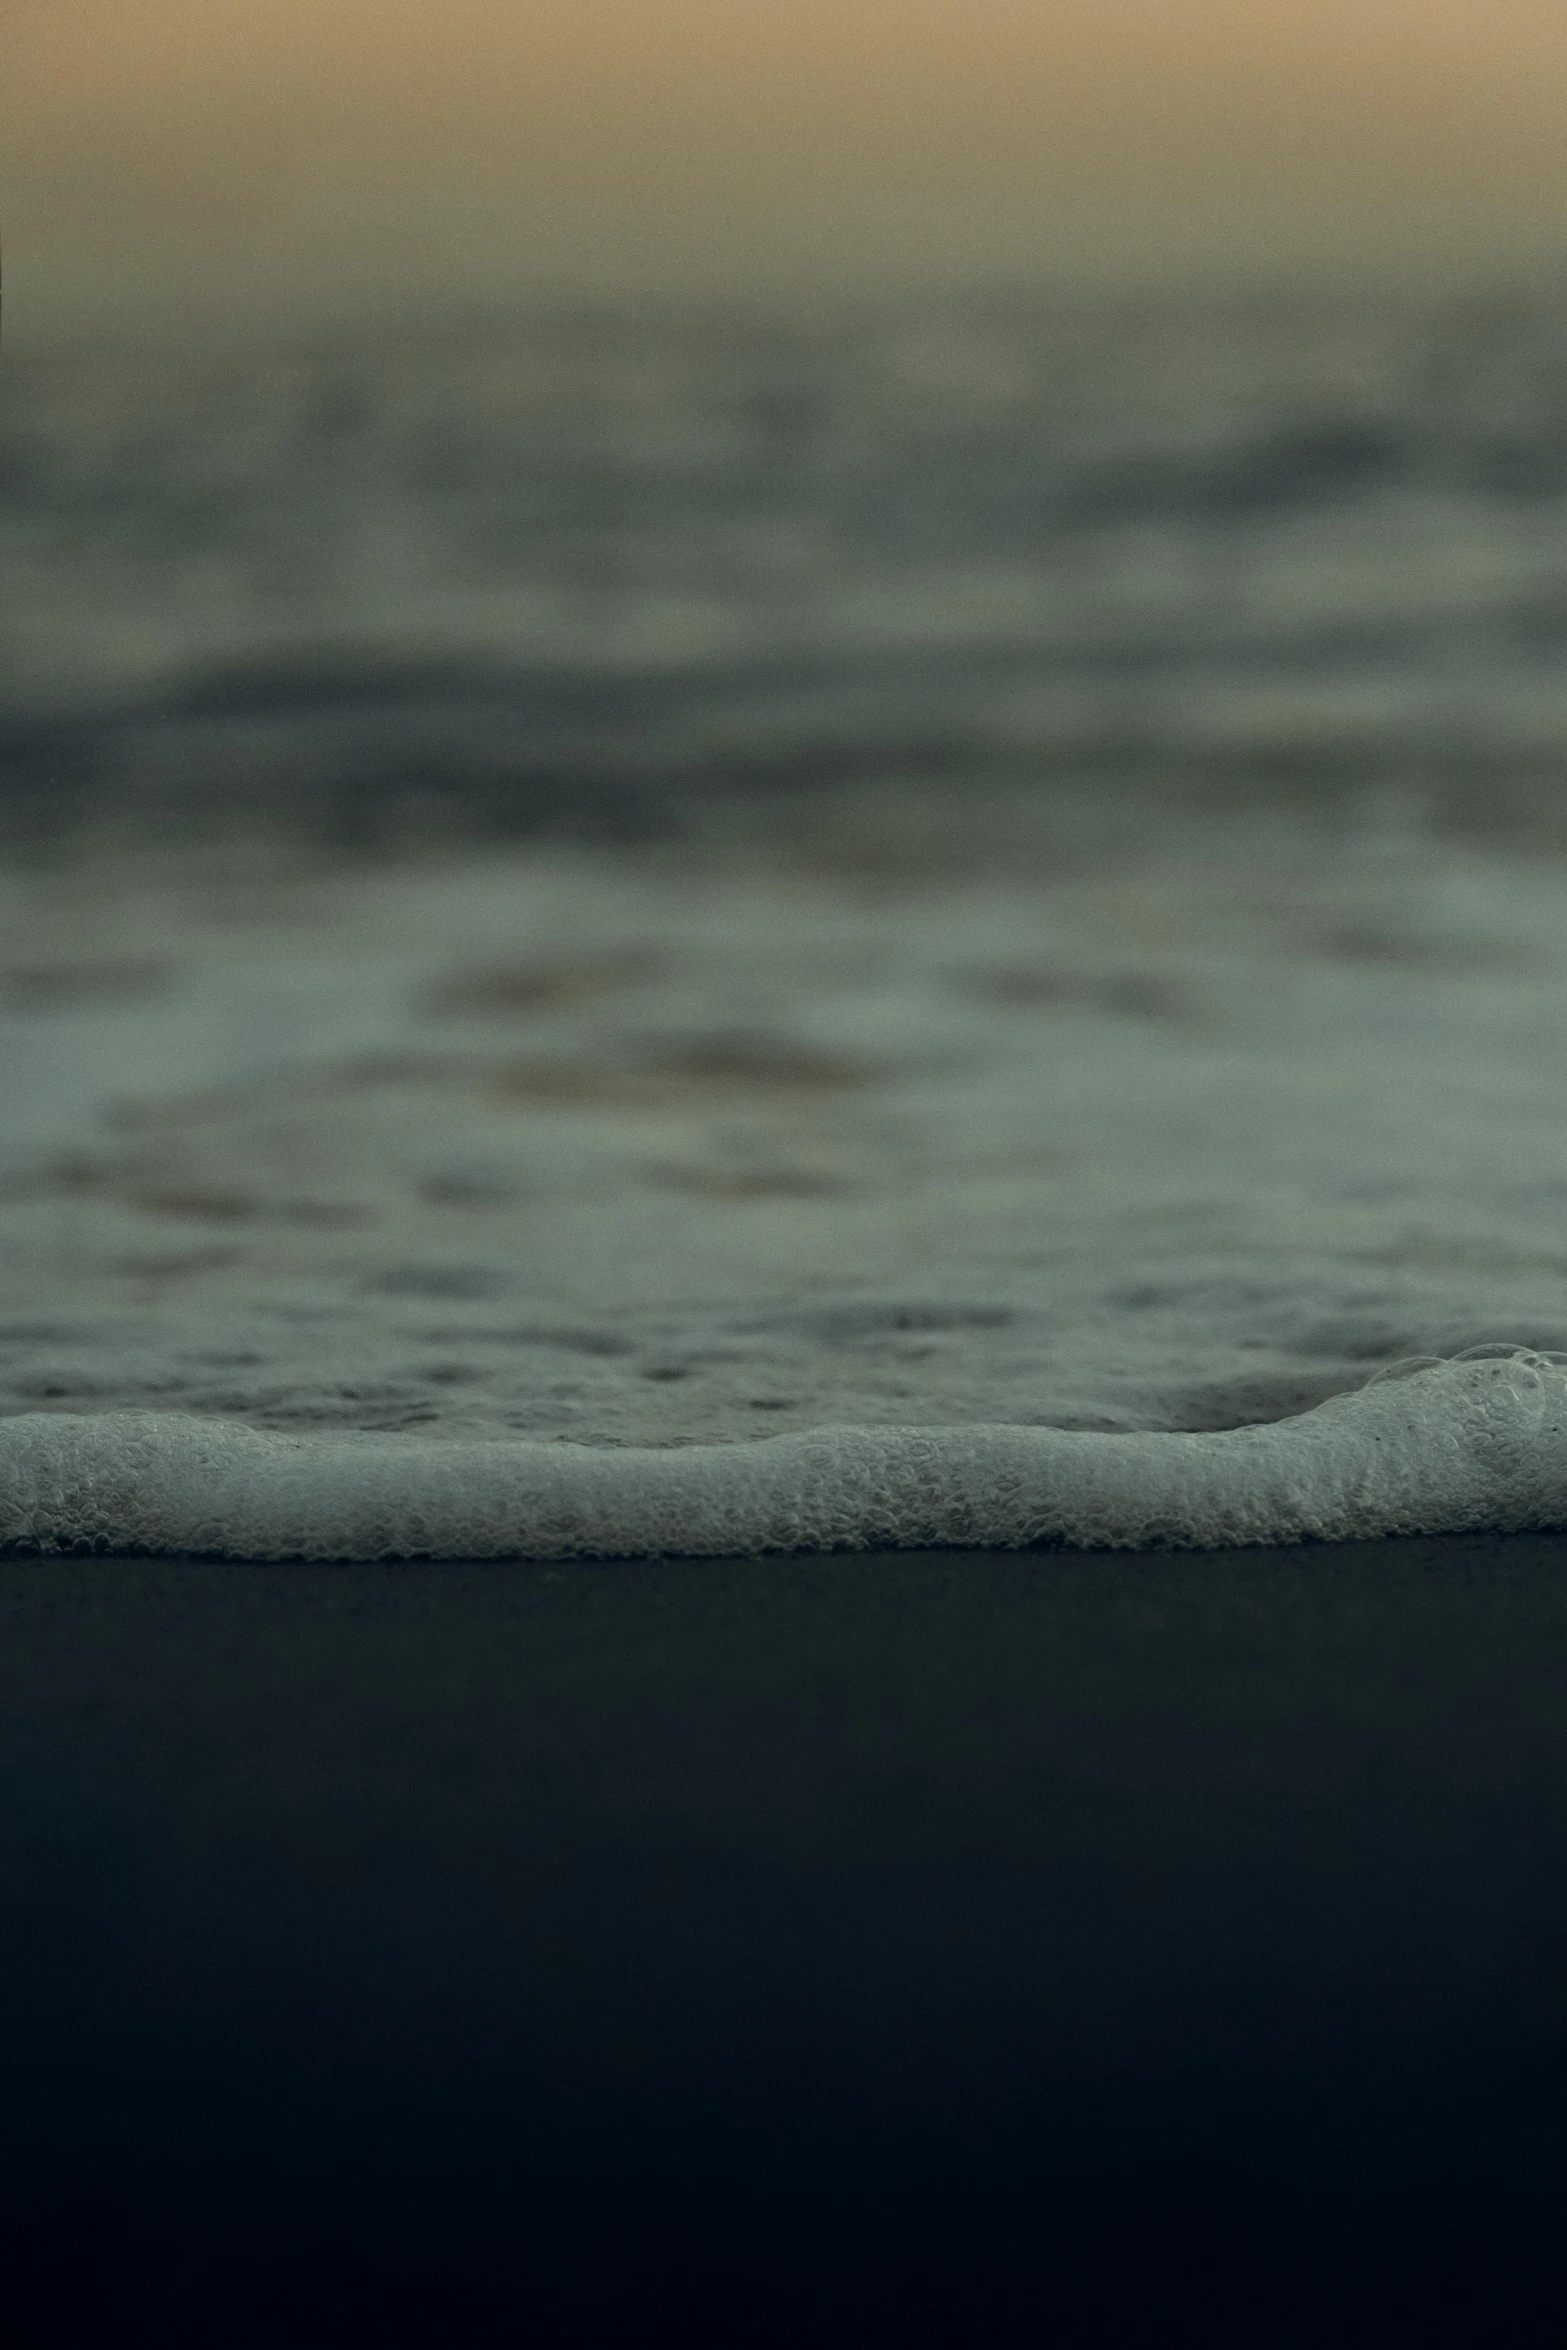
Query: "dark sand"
4 1533 1567 2342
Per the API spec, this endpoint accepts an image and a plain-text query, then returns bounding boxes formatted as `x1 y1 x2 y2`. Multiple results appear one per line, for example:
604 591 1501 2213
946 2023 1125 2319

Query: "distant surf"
2 1350 1563 1561
8 281 1567 849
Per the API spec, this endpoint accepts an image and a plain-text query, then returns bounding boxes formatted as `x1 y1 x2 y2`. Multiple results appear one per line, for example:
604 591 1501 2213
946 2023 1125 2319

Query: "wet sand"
4 1532 1567 2341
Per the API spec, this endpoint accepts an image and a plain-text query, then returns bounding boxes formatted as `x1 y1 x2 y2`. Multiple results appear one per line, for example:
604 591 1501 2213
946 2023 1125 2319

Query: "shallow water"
0 810 1563 1439
3 285 1567 1549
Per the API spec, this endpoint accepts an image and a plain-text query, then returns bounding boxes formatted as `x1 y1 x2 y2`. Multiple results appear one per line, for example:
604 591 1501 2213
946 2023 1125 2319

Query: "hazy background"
4 2 1567 1453
7 0 1567 331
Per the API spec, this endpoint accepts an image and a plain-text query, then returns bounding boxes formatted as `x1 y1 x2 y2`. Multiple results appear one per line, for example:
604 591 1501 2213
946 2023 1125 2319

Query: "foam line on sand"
0 1349 1562 1562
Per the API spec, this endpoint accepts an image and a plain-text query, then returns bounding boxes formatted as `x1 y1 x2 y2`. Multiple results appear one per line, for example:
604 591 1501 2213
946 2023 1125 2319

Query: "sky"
6 0 1567 329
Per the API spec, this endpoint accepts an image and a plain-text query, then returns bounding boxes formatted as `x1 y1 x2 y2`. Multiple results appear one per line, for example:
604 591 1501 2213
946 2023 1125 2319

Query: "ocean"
4 277 1567 1554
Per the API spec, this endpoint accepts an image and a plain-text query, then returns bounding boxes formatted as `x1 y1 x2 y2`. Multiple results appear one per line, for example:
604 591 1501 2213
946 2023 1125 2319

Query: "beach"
6 281 1567 2335
5 1531 1567 2337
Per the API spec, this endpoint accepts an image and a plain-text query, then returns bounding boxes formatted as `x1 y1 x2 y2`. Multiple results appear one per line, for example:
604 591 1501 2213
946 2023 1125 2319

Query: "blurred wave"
3 280 1567 851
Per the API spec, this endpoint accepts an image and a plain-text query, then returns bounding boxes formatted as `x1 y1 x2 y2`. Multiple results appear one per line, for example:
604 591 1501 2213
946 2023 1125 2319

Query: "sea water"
3 281 1567 1556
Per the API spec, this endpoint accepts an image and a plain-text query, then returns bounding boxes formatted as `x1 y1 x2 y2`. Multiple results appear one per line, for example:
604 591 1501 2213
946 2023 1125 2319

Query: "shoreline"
6 1353 1567 1559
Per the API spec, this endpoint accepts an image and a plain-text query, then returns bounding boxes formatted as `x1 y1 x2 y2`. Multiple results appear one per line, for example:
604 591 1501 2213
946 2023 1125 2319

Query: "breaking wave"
3 1349 1563 1562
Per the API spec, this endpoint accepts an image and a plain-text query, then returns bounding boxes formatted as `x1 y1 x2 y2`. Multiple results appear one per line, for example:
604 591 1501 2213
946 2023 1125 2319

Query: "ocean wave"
5 284 1567 842
2 1351 1563 1561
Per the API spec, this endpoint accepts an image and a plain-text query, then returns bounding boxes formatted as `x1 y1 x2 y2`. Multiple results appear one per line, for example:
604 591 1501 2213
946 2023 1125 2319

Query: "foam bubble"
2 1350 1563 1561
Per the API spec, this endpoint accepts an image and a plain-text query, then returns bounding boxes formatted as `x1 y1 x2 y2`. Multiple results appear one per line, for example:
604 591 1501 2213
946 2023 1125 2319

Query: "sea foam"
2 1350 1563 1561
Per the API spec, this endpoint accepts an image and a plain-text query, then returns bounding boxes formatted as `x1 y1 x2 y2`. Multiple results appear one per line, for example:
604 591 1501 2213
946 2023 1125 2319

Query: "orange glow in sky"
7 1 1567 320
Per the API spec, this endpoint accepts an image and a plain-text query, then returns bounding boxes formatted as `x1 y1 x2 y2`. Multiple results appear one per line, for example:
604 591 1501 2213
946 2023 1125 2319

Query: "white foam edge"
1 1350 1565 1562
